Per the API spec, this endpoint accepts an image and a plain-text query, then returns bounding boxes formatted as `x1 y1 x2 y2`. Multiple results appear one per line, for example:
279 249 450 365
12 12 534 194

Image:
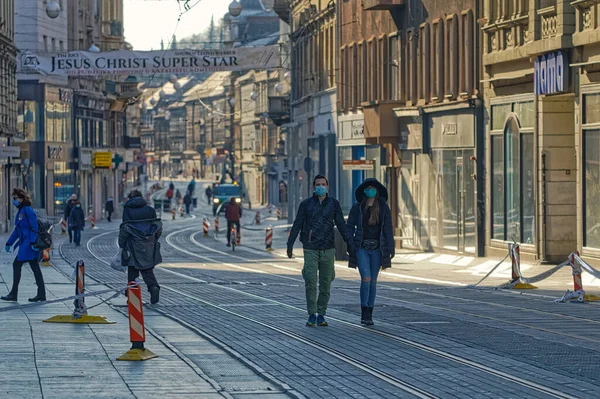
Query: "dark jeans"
226 221 240 244
107 211 112 222
9 257 45 297
73 228 82 246
68 227 73 242
185 204 190 214
128 267 159 291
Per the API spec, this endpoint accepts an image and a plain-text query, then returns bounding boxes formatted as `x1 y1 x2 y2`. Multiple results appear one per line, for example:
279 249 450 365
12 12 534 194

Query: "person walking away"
1 189 46 302
346 178 394 326
166 186 174 204
68 201 85 246
184 191 192 215
287 175 348 327
225 197 242 247
118 190 163 304
205 185 213 205
64 193 77 243
105 197 115 222
175 189 182 206
188 178 196 195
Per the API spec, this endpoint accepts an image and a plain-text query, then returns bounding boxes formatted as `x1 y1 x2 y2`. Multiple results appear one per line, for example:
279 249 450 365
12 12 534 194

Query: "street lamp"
228 1 243 17
46 1 61 19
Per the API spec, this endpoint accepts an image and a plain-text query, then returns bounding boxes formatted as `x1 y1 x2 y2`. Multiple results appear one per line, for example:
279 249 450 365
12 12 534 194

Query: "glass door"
456 157 465 253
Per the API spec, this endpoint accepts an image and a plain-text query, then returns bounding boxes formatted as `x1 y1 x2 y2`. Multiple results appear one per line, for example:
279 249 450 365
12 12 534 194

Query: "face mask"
364 188 377 198
76 204 81 208
12 199 21 207
315 186 328 197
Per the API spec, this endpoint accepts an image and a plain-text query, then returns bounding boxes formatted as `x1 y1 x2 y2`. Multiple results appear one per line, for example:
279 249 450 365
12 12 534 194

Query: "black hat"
313 174 329 185
355 178 388 202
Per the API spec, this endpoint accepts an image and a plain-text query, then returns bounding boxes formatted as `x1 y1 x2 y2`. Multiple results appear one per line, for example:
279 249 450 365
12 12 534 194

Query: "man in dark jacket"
287 175 348 327
105 197 115 222
225 197 242 247
119 190 162 304
68 201 85 246
183 191 192 215
64 194 77 243
205 185 213 205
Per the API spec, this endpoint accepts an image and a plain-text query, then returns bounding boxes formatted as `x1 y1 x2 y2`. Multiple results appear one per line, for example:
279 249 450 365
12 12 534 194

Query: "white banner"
18 46 279 76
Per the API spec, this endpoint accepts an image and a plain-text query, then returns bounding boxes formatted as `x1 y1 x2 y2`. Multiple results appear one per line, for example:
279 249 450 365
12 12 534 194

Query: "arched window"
491 110 535 244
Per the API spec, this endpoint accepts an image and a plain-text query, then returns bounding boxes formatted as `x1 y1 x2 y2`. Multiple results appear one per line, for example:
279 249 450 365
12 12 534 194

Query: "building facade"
0 0 18 232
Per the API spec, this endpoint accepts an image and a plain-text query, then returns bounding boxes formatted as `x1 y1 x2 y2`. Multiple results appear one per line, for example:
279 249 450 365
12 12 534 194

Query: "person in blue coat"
345 178 394 326
1 188 46 302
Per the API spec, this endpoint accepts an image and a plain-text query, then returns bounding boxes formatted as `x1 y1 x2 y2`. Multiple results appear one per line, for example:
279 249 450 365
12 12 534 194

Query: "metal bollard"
255 211 261 225
265 225 273 252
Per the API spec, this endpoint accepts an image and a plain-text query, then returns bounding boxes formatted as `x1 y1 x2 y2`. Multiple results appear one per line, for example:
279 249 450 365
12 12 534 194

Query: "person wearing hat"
287 175 348 327
346 178 394 326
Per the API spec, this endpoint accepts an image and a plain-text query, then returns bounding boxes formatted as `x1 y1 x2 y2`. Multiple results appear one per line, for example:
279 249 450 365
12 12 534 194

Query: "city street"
2 181 599 399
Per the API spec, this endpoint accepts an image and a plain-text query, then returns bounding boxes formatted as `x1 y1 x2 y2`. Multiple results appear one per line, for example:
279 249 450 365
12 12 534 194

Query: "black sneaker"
226 243 231 247
28 295 46 302
306 314 317 327
317 315 328 326
150 286 160 304
1 294 17 302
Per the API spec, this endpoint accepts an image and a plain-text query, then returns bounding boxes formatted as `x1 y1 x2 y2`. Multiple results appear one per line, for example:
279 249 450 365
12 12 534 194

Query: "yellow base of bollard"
41 261 52 267
580 294 600 302
266 248 273 252
512 282 538 289
117 348 158 361
61 232 66 236
43 315 116 324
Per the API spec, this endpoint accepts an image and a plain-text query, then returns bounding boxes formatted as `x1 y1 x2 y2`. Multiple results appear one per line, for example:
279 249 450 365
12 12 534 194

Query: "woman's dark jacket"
345 178 395 269
68 207 85 230
105 199 115 213
118 197 163 269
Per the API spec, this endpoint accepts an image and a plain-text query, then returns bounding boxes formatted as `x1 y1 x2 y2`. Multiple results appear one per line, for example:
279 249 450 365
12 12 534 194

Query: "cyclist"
225 196 242 247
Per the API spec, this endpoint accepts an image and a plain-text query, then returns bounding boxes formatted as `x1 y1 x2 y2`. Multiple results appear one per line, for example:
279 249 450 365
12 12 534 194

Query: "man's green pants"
302 249 336 316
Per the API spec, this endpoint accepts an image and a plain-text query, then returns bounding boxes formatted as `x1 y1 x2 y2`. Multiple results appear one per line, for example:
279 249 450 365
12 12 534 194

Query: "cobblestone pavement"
48 196 600 399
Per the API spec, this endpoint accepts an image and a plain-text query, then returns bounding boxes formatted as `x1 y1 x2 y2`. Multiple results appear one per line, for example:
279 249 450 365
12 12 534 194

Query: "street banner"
17 46 279 76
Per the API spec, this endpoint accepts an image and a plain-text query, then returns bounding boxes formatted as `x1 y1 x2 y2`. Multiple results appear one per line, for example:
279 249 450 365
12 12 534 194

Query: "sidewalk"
0 228 286 399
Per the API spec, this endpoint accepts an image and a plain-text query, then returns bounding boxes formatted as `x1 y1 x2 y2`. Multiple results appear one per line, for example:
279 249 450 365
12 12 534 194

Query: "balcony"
363 0 405 11
538 6 558 39
267 96 290 126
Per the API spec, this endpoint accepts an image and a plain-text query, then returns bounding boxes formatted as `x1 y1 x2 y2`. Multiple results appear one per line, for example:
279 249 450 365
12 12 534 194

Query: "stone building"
338 1 484 255
0 0 18 232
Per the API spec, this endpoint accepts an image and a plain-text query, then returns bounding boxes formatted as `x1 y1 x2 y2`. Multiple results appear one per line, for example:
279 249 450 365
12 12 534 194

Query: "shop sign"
0 146 20 159
80 148 92 171
59 88 73 103
534 51 568 95
47 145 64 160
93 151 112 168
343 160 374 171
351 121 364 138
442 122 458 135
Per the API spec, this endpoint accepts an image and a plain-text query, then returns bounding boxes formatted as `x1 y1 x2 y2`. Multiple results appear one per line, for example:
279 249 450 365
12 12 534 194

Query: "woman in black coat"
345 178 394 326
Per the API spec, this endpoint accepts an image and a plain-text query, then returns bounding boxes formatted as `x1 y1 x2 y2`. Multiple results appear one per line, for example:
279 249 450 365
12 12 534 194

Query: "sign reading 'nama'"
18 47 279 76
534 51 568 96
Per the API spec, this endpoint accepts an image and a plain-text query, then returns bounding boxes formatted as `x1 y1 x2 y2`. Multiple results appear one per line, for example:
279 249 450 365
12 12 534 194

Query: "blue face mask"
315 186 328 197
12 199 21 207
76 204 81 208
364 188 377 198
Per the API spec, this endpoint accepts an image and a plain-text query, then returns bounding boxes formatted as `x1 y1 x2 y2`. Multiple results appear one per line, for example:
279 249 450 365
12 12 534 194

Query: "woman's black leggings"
9 257 46 297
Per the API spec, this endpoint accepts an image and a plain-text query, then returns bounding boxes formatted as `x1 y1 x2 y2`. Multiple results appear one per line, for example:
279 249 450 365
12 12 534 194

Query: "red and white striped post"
203 217 209 236
73 261 87 318
180 205 184 217
255 211 261 225
90 214 96 229
41 248 51 266
571 251 584 292
117 282 158 361
265 225 273 251
214 216 219 233
60 218 67 235
510 243 520 281
276 208 282 220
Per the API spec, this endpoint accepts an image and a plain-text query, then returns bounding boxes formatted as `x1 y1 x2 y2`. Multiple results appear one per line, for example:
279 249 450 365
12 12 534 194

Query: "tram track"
157 227 577 399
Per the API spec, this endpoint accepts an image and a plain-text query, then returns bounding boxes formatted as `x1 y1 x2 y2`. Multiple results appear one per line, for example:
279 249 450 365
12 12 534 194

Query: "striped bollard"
180 205 184 217
265 225 273 252
508 243 536 289
41 248 51 266
117 282 158 361
276 208 282 220
60 218 67 235
203 217 209 236
236 228 241 245
214 216 219 234
90 214 97 229
255 211 261 225
171 207 176 220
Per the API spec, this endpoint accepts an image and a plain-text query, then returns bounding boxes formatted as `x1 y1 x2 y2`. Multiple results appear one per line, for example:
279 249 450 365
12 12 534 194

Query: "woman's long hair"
362 190 380 225
12 188 32 207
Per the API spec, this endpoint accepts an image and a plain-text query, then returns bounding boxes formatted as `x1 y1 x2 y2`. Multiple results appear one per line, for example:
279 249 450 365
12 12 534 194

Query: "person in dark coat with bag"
345 178 394 326
183 191 192 215
68 201 85 246
118 189 163 304
1 188 46 302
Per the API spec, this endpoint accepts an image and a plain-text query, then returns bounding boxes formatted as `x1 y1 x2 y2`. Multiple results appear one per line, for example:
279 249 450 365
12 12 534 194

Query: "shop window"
491 114 535 244
584 94 600 125
584 129 600 248
491 103 511 131
514 101 534 128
